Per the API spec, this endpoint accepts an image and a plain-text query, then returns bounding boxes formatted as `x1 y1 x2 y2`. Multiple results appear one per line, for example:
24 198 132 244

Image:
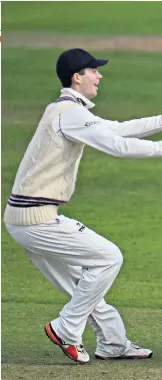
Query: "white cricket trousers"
6 215 131 357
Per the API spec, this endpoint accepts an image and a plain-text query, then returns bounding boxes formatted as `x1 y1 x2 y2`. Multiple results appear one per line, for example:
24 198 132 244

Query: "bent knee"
115 246 123 268
106 243 123 268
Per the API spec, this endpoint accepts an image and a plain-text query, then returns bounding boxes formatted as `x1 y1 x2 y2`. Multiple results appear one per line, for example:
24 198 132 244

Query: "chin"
89 91 97 99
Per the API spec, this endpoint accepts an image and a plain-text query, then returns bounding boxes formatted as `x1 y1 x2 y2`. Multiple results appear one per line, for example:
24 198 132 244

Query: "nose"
97 71 103 79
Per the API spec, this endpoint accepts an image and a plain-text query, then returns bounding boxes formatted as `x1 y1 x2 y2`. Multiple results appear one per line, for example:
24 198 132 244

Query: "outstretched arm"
60 105 162 158
97 115 162 138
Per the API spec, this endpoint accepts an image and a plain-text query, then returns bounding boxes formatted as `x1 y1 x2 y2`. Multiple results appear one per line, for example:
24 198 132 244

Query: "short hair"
61 69 86 88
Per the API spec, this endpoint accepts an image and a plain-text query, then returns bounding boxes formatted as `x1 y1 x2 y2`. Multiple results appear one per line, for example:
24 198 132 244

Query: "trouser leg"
5 216 129 353
88 300 131 356
53 257 123 345
25 251 129 355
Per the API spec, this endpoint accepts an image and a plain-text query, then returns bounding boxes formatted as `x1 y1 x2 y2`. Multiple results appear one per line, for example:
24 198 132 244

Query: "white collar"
61 88 95 110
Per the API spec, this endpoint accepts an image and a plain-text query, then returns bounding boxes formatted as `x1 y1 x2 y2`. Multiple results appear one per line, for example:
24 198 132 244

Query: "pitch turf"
2 2 162 379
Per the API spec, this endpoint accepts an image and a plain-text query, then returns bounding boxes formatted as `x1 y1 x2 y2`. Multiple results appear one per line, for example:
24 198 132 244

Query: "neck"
61 88 95 110
71 85 90 100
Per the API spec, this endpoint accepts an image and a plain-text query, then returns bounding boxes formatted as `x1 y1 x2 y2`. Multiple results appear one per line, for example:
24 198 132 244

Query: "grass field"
2 1 162 35
2 2 162 380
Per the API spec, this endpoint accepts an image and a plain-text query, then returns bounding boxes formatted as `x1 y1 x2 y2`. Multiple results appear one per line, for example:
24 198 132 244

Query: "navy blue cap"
56 48 109 86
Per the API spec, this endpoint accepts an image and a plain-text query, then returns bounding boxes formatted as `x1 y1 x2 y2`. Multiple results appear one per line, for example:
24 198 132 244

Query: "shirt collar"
60 88 95 110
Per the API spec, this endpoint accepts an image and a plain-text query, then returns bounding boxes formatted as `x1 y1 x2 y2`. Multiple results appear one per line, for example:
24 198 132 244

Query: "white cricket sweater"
4 88 162 225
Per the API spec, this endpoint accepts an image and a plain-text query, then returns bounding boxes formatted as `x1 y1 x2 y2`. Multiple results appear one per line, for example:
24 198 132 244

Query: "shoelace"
76 344 87 353
131 343 141 349
61 340 86 353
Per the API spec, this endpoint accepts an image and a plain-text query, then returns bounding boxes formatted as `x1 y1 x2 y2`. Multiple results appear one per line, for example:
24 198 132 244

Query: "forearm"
110 136 162 158
99 115 162 138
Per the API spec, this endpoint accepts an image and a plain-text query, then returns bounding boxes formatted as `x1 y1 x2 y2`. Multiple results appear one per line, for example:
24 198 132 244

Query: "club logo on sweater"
85 120 100 127
77 222 86 232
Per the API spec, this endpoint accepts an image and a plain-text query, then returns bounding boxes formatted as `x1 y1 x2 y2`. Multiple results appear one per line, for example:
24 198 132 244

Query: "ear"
72 72 82 85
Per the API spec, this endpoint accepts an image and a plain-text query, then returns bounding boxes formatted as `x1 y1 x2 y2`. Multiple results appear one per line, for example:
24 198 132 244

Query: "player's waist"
4 202 60 225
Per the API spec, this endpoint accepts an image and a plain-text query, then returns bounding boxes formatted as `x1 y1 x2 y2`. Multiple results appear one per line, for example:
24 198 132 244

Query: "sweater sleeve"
60 105 162 158
97 115 162 138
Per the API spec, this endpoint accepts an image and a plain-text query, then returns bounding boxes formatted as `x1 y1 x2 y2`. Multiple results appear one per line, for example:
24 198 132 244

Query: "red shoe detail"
65 345 78 360
122 354 152 359
45 323 87 363
45 323 62 346
95 354 108 360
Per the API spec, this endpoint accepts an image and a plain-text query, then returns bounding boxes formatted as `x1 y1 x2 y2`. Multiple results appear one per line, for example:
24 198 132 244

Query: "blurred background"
2 2 162 379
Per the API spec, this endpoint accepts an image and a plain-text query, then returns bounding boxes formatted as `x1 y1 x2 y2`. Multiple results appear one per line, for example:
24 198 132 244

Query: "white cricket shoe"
95 343 153 360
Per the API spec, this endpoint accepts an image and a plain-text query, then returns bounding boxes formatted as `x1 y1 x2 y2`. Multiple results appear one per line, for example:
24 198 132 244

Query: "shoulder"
62 103 95 124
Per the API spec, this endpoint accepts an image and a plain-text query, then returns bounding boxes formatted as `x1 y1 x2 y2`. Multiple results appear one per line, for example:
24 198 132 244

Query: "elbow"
114 136 130 157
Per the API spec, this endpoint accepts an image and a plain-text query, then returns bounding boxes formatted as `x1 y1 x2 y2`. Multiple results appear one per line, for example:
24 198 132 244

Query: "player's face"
79 68 103 99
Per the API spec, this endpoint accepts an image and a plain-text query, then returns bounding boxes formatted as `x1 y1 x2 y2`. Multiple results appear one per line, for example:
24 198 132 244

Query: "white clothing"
4 88 162 225
4 88 162 356
6 215 131 356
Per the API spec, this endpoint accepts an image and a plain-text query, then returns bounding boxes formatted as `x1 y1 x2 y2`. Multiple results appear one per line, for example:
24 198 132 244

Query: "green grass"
2 48 162 116
2 46 162 379
2 363 162 380
2 1 162 35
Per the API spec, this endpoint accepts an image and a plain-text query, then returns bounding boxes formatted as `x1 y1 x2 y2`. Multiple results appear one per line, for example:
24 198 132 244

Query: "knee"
116 247 123 268
108 243 123 269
